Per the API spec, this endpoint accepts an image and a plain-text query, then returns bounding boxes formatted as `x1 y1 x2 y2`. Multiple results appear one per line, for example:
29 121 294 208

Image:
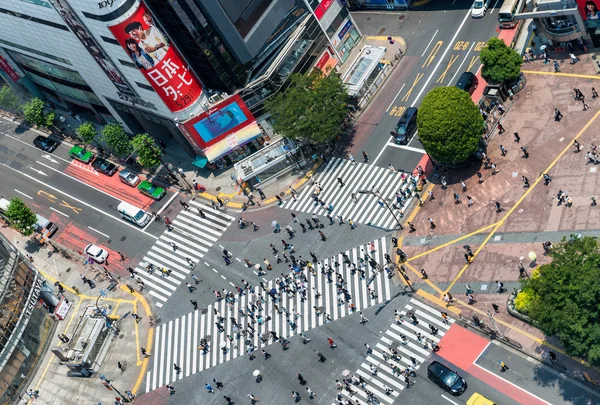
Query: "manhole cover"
216 187 221 192
201 307 208 314
367 17 371 21
399 14 405 20
119 333 124 339
279 192 285 197
120 236 126 242
106 239 112 244
66 268 71 272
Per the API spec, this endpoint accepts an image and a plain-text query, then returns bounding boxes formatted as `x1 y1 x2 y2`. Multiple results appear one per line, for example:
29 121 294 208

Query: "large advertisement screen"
49 0 136 97
183 94 255 148
108 2 203 113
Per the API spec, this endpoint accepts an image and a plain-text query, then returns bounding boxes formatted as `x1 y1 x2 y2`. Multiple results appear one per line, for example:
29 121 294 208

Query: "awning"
203 122 262 162
193 155 208 168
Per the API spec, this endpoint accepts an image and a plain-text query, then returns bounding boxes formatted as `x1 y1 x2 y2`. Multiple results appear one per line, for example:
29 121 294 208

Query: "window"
0 39 72 65
0 7 68 31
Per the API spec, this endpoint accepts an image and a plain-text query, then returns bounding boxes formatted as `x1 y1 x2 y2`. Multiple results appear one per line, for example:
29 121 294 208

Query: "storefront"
332 17 361 62
234 137 302 185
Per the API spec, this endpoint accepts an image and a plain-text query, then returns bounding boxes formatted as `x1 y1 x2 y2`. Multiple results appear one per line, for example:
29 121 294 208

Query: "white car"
84 244 109 263
471 0 486 18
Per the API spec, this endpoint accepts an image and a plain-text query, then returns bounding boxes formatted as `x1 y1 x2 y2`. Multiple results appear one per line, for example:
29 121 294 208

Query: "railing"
541 22 580 36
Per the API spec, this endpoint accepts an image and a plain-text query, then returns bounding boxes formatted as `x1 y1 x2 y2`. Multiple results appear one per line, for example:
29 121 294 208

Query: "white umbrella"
540 45 547 51
253 370 261 376
342 369 350 376
271 220 278 227
528 251 537 262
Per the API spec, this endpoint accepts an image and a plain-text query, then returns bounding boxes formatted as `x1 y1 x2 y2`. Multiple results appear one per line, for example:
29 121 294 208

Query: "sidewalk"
0 225 152 405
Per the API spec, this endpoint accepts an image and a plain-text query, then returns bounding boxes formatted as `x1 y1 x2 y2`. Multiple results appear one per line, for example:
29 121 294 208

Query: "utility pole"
358 189 403 230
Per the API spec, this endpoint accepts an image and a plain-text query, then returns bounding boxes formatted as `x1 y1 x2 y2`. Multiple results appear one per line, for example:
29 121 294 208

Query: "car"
455 72 479 95
471 0 486 18
137 180 166 200
427 361 467 395
467 393 497 405
394 107 418 145
33 135 60 152
84 244 109 263
69 145 94 163
91 158 117 176
118 169 141 187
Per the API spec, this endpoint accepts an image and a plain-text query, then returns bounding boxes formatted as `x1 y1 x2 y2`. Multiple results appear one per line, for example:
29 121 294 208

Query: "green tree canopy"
520 236 600 364
480 37 523 83
0 85 20 110
100 123 132 157
4 197 37 236
417 86 483 164
131 134 163 168
76 122 97 148
22 98 55 128
265 71 348 144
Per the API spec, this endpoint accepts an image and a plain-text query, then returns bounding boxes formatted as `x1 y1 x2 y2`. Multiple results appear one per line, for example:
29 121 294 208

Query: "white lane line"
0 131 71 164
0 162 159 239
386 142 426 153
421 29 439 57
88 226 110 238
50 207 69 217
448 42 476 85
386 83 407 112
14 189 33 199
156 189 180 217
372 135 394 165
411 9 471 105
441 395 460 405
491 0 501 13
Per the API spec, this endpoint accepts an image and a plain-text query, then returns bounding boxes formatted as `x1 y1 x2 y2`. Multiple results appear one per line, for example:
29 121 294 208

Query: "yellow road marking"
133 300 142 366
416 289 461 314
404 261 444 294
474 42 486 52
467 55 479 72
522 70 600 80
436 54 460 84
37 190 57 203
423 41 443 69
404 183 434 225
59 200 81 214
401 73 424 102
453 41 470 51
389 106 406 117
131 287 154 395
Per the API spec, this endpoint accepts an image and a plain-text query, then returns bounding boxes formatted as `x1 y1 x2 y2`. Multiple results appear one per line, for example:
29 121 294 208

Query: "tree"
417 87 483 165
265 71 348 144
4 197 37 236
480 37 523 84
76 122 97 148
22 98 54 128
519 236 600 364
131 134 163 168
0 85 20 110
100 123 132 157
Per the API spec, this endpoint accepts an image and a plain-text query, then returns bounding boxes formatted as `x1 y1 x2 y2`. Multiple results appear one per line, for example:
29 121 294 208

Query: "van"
34 214 58 239
394 107 418 145
117 201 151 227
455 72 478 95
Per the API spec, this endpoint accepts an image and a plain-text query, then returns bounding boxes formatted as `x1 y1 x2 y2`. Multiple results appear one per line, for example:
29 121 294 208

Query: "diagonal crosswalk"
145 236 393 392
282 157 418 230
331 298 453 405
133 200 234 307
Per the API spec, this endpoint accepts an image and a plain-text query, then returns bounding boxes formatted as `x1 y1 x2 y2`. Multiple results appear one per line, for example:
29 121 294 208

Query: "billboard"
108 2 203 113
578 0 600 20
48 0 136 98
183 94 255 149
0 56 19 82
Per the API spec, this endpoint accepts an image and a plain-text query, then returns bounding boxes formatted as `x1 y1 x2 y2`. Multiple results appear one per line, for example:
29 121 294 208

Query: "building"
0 0 360 176
0 233 57 403
518 0 587 45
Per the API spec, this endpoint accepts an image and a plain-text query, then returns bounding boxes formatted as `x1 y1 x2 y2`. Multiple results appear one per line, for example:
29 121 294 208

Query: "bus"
498 0 520 28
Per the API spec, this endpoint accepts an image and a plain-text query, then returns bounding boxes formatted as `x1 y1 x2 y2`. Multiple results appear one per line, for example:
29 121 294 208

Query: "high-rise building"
0 0 360 171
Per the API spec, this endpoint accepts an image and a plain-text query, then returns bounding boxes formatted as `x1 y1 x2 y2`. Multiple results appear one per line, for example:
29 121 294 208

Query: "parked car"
91 158 117 176
394 107 418 145
33 135 60 152
455 72 479 95
471 0 487 18
427 361 467 395
84 244 109 263
69 145 94 163
137 180 166 200
118 169 141 187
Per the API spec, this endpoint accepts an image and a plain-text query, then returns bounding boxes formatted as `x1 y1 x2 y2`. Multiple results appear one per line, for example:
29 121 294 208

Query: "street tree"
0 85 20 110
519 236 600 364
22 98 55 128
4 197 37 236
100 123 132 158
417 86 483 165
131 133 163 168
265 71 348 144
480 37 523 84
76 122 97 148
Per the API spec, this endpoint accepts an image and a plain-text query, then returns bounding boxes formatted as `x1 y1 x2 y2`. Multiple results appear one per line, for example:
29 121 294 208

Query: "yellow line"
130 288 154 395
522 70 600 80
404 183 434 225
404 262 444 294
436 54 460 84
467 55 479 72
445 109 600 292
416 289 462 314
401 73 424 102
133 301 142 366
112 301 121 314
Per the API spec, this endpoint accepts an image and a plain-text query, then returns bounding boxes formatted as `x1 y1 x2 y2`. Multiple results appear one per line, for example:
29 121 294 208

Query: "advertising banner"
578 0 600 21
108 2 203 113
183 94 255 149
48 0 136 97
0 56 19 81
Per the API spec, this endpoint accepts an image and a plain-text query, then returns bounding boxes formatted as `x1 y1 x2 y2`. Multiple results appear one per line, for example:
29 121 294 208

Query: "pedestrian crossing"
282 157 419 230
133 200 234 307
331 298 453 405
145 236 393 392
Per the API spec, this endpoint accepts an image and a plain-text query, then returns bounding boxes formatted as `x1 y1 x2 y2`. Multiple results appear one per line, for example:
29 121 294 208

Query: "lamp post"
486 310 503 338
358 189 403 230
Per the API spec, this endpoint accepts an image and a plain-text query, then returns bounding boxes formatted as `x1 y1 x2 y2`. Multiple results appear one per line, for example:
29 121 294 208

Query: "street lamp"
486 310 503 338
358 189 403 230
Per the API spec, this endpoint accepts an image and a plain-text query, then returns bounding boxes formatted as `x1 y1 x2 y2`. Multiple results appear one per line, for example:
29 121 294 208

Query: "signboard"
578 0 600 20
0 56 19 81
25 278 44 317
314 48 337 75
54 296 71 320
314 0 335 20
108 2 203 113
183 94 255 149
48 0 136 98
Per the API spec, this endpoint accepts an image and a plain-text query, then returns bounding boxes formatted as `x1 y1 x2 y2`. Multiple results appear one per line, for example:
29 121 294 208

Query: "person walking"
513 132 520 143
190 300 199 310
205 383 214 393
365 343 373 354
495 201 502 212
316 351 326 362
213 379 224 390
292 391 301 401
166 384 176 395
555 108 563 121
500 144 507 156
306 387 316 399
522 176 530 188
461 181 467 192
337 177 345 187
328 337 336 348
319 231 326 241
476 171 483 183
173 363 181 373
362 151 369 162
497 122 505 134
428 217 436 229
141 347 151 358
408 222 416 232
169 242 178 251
359 312 369 324
521 146 529 159
467 195 474 207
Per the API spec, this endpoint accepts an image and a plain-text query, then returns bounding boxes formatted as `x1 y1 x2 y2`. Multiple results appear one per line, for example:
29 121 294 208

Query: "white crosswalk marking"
331 298 454 405
133 201 234 307
145 237 393 392
282 157 419 230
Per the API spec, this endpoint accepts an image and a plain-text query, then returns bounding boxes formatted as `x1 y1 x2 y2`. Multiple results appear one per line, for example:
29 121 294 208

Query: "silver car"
118 169 141 187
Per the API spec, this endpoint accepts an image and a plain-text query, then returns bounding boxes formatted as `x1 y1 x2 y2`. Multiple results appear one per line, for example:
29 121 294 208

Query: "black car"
91 158 117 176
427 361 467 395
33 135 60 152
394 107 418 145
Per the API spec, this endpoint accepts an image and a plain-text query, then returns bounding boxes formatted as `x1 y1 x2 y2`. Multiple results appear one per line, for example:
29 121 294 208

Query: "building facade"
0 0 360 171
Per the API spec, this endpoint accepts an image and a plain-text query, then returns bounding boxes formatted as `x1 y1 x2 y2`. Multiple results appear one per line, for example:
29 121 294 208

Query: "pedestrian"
328 337 336 348
553 59 560 72
186 282 196 293
292 391 301 401
388 164 397 173
500 144 507 156
174 363 181 373
496 280 505 293
466 195 474 208
297 373 306 385
316 351 326 362
306 387 315 399
476 172 483 184
521 146 529 159
359 312 369 324
497 122 505 134
206 383 214 393
495 201 502 212
291 212 298 223
513 132 520 143
166 384 176 395
362 151 369 162
466 293 476 304
428 190 435 201
428 217 436 229
461 181 467 192
169 242 178 251
190 300 198 310
224 395 232 404
555 108 563 121
319 231 326 241
349 218 356 229
365 343 372 354
118 252 126 261
499 361 509 372
337 177 345 187
543 173 552 185
408 221 416 232
522 176 529 188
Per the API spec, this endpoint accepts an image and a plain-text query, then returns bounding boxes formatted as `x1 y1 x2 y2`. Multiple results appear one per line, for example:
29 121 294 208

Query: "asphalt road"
352 0 503 173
